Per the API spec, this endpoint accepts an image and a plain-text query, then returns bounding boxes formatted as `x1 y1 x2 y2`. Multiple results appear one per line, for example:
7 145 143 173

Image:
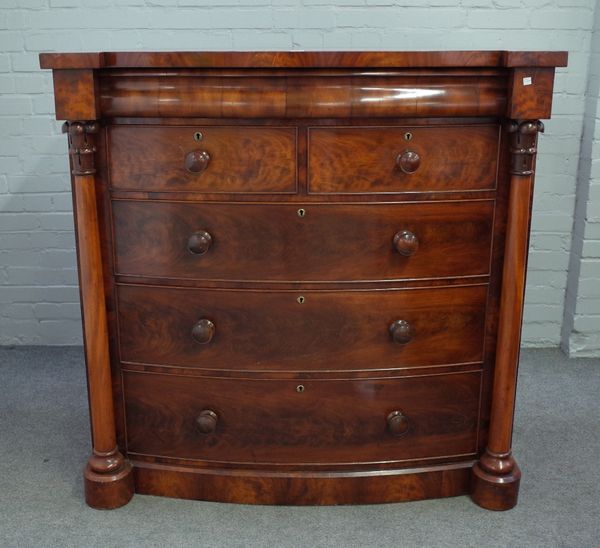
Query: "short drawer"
117 284 487 370
108 126 297 193
308 125 499 194
123 370 481 464
112 200 494 282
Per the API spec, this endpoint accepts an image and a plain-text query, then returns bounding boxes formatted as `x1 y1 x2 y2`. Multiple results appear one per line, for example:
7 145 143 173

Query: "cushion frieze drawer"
108 126 297 193
112 200 494 282
117 284 487 371
308 125 499 194
123 369 482 465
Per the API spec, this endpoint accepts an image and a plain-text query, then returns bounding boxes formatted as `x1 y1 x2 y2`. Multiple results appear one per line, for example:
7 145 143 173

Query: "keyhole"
297 296 305 304
296 385 305 393
297 208 306 218
193 131 203 142
404 132 413 141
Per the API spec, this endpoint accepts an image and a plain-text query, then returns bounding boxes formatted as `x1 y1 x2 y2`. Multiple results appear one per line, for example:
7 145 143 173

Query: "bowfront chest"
40 50 567 510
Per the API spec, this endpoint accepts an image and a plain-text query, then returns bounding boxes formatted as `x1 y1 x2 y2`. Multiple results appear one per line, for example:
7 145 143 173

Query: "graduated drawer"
112 200 494 282
123 369 481 464
117 284 487 371
108 126 297 193
308 125 499 194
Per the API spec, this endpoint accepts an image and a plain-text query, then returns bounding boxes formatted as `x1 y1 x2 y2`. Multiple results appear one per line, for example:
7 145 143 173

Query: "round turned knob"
393 230 419 257
196 409 218 434
191 319 215 345
187 230 213 255
389 319 412 345
387 410 409 436
184 150 211 173
396 150 421 174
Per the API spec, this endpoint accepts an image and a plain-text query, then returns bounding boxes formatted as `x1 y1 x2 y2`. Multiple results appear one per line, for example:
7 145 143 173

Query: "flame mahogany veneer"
40 50 567 511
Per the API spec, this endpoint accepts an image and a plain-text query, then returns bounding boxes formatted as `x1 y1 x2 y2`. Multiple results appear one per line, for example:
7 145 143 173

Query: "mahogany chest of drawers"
40 50 567 511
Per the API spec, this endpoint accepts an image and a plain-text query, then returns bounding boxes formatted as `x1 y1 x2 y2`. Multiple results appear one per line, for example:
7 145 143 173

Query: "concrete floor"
0 346 599 548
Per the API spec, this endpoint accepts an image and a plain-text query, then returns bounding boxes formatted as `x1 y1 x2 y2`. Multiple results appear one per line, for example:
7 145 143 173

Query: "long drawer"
108 126 297 193
308 125 499 194
123 369 481 464
112 200 494 282
117 284 487 370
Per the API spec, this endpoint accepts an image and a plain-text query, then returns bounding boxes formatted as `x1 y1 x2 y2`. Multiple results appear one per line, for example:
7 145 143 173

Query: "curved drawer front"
123 370 481 464
99 72 507 118
308 125 499 194
108 126 297 193
112 200 493 282
117 284 487 370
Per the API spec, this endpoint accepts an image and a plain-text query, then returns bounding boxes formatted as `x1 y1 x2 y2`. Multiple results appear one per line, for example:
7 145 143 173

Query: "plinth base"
470 455 521 511
84 452 134 510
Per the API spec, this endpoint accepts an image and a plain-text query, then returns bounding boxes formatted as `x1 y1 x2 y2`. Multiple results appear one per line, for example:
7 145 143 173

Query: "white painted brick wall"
0 0 596 346
562 2 600 357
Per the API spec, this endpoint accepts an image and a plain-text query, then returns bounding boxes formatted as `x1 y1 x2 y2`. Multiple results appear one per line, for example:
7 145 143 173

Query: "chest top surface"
39 50 568 69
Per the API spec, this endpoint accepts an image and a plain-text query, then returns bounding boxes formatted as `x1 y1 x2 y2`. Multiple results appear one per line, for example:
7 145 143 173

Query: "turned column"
471 119 544 511
64 121 133 509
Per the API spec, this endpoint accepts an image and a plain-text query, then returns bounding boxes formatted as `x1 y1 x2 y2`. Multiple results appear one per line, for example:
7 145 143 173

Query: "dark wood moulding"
39 50 568 70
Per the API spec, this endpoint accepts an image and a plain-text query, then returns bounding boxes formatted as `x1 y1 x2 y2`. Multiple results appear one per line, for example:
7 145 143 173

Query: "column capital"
506 119 544 176
62 120 99 176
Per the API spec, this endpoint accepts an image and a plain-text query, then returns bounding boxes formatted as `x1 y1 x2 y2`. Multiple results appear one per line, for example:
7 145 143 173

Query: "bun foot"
470 451 521 511
83 449 134 509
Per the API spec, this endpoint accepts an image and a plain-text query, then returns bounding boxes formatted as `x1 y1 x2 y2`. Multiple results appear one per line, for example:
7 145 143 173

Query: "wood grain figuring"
100 73 507 119
508 68 556 120
116 284 487 371
503 51 568 68
52 69 99 120
112 200 494 282
39 50 568 69
74 174 115 450
473 121 512 459
308 125 499 193
132 460 473 505
123 369 481 464
488 150 535 453
108 126 297 193
88 127 128 454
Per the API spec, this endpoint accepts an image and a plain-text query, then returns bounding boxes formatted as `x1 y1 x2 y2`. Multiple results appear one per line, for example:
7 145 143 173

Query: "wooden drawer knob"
393 230 418 256
191 319 215 345
196 409 218 434
387 410 409 436
396 150 420 174
187 230 213 255
185 150 211 173
389 319 412 344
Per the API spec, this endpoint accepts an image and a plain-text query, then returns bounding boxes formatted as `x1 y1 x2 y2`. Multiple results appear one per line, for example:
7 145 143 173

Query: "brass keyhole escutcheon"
297 296 305 304
297 208 306 218
193 131 203 142
404 132 413 141
296 385 305 393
